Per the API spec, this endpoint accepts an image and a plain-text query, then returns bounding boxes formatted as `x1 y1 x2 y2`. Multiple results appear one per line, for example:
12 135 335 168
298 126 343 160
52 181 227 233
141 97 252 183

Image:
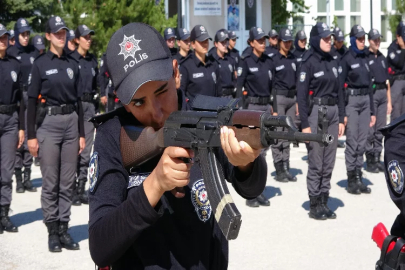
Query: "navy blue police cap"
9 29 14 38
177 28 190 40
332 27 344 41
190 25 212 42
228 30 238 40
15 18 32 33
215 29 229 43
249 27 268 41
75 25 95 38
67 29 75 41
350 25 366 38
106 23 173 105
368 29 382 40
396 21 405 40
268 29 278 38
164 27 176 40
32 35 45 50
296 30 307 40
278 28 293 41
45 16 69 34
310 22 332 38
0 24 9 37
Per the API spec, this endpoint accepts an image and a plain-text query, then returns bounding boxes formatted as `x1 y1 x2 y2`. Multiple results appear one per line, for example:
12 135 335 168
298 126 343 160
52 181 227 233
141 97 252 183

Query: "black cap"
310 22 332 38
249 27 268 41
106 23 173 105
396 21 405 40
32 35 45 50
190 25 212 42
368 29 383 40
176 28 190 40
332 27 345 41
9 29 14 38
296 30 307 40
67 29 75 41
164 27 176 40
278 28 293 41
350 25 366 38
215 29 229 42
268 29 278 38
15 18 32 33
0 24 9 37
75 25 95 38
46 16 68 34
228 30 238 39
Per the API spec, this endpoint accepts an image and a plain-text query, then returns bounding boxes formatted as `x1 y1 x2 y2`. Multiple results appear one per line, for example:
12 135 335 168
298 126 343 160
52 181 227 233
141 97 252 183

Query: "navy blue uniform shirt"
227 47 240 67
339 47 374 114
173 50 191 66
272 51 297 90
98 53 108 97
387 40 405 76
70 50 99 96
367 50 389 84
0 55 22 105
210 49 237 90
265 45 278 59
292 47 306 62
7 45 39 88
296 48 345 129
88 106 267 269
179 53 221 103
330 45 347 61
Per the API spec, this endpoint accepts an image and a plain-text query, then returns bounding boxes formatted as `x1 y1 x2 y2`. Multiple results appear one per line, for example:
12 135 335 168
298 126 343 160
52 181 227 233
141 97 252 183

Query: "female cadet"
70 25 98 206
292 30 307 61
0 24 25 233
88 22 267 269
364 29 391 173
271 28 298 183
340 25 375 195
237 26 275 207
27 16 85 252
7 18 39 193
297 22 345 220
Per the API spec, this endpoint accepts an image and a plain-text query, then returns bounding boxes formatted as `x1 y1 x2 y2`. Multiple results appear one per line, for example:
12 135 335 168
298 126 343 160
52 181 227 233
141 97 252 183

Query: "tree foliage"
387 0 405 38
271 0 309 26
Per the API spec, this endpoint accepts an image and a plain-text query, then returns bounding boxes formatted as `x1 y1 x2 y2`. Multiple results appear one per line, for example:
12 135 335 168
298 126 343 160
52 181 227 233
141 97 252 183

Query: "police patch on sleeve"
89 152 99 193
228 64 233 72
128 173 149 189
212 72 216 83
338 66 342 74
237 67 242 76
291 62 296 71
387 160 404 195
268 70 272 80
299 72 306 82
67 68 74 79
332 67 338 78
390 52 396 59
30 57 35 64
11 71 17 82
28 73 32 85
191 179 212 222
92 68 95 77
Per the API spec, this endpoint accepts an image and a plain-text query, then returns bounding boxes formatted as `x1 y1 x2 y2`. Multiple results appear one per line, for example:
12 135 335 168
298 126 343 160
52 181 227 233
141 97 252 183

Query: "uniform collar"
46 49 67 60
250 51 262 62
211 49 227 61
71 49 91 60
276 50 293 59
192 52 211 67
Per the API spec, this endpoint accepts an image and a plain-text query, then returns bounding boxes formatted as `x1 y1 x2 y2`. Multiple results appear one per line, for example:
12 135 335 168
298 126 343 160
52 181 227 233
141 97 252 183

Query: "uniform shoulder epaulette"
89 107 127 128
380 113 405 135
300 49 313 62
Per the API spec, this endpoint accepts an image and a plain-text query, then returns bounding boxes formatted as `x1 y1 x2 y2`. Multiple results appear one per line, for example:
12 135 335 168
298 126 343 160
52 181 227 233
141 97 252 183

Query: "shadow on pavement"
69 224 89 243
31 178 42 188
263 186 282 199
336 177 373 189
270 168 303 178
301 196 345 211
11 208 42 227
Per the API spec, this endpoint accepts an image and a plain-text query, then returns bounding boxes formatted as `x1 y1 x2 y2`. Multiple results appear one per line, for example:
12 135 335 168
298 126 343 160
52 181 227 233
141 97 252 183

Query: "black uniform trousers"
306 105 339 196
390 80 405 122
345 95 371 171
37 112 79 223
366 89 387 155
0 112 18 206
271 95 296 163
77 101 95 181
15 91 32 169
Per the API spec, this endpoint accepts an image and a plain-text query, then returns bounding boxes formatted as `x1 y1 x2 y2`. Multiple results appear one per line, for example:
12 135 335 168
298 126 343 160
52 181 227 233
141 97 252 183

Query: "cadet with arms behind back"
88 22 267 269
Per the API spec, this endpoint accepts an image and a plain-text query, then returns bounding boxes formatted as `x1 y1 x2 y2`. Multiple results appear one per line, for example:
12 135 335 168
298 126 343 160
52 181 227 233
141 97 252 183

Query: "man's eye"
133 100 144 107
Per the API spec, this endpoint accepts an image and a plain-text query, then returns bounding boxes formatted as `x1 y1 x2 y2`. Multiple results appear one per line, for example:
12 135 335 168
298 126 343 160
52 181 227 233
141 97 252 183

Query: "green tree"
271 0 309 26
387 0 405 38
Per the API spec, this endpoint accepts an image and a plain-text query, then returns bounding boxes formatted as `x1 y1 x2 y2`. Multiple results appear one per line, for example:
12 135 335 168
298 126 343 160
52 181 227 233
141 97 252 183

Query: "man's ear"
173 59 180 89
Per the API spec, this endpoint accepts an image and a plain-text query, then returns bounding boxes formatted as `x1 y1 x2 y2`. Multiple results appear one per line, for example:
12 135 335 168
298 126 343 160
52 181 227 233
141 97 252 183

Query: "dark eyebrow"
130 82 169 102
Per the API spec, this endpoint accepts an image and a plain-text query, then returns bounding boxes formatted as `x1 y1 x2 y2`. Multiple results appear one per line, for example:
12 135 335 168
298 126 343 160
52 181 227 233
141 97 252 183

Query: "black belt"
374 83 387 90
82 93 95 102
313 97 337 106
246 96 271 105
275 89 296 98
347 88 370 96
221 88 235 96
0 104 17 114
393 74 405 80
46 104 76 116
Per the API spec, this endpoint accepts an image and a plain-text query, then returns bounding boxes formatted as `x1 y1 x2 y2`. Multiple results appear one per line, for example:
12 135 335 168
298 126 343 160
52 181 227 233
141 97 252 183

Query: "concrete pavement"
0 140 399 269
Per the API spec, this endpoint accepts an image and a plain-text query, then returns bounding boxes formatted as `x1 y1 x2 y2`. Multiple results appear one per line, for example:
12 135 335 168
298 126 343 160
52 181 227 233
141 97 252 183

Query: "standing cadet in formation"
210 29 237 98
297 22 345 220
0 24 24 234
98 52 117 112
271 28 298 182
179 25 221 104
173 27 191 64
365 29 391 173
227 30 240 68
27 16 84 252
331 27 347 59
7 18 39 193
164 27 177 56
265 29 278 58
340 24 374 195
387 22 405 122
70 24 98 206
32 35 45 54
8 30 15 46
237 26 274 207
292 30 307 62
64 29 76 54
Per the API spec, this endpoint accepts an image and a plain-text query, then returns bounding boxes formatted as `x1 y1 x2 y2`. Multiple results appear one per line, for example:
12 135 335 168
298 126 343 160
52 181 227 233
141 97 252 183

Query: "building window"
381 15 387 42
392 0 397 10
336 16 346 31
245 0 257 30
317 16 327 23
293 16 304 30
381 0 387 11
350 16 361 26
318 0 327 12
335 0 344 11
350 0 361 12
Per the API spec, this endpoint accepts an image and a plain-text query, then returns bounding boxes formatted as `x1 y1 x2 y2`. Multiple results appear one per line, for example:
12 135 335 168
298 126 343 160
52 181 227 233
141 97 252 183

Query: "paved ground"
0 138 399 270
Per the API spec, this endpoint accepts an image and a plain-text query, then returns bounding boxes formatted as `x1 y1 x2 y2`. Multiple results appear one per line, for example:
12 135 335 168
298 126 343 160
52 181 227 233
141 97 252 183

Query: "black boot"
365 153 379 173
15 168 24 193
46 221 62 252
0 205 18 232
72 180 81 206
77 179 89 204
256 193 270 206
375 153 385 172
34 157 40 167
246 198 260 207
274 161 288 183
356 168 371 194
23 168 37 192
337 141 346 148
347 170 361 195
320 193 336 219
283 161 297 182
309 196 327 220
59 222 80 250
